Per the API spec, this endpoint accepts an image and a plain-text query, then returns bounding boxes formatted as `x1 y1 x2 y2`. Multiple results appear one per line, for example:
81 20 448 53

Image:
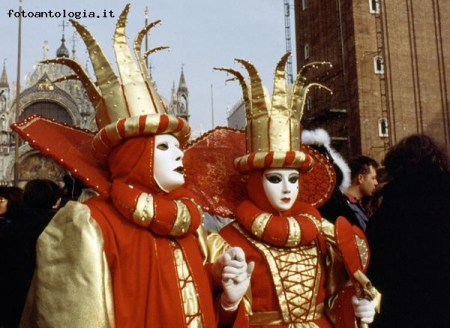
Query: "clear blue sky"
1 0 296 135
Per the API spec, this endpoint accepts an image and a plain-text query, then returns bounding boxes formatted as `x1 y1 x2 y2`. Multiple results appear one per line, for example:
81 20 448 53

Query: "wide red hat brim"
183 127 248 217
11 115 110 195
183 126 336 218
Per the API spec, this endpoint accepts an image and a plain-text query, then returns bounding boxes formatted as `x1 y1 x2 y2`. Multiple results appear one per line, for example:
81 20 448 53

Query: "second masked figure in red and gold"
215 54 378 327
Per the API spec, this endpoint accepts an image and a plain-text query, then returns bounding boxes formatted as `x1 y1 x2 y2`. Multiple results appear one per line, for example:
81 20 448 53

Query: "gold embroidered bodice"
236 225 324 324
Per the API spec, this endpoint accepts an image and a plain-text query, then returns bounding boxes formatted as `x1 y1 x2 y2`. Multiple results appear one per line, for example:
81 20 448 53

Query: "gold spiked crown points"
214 53 332 173
41 4 190 165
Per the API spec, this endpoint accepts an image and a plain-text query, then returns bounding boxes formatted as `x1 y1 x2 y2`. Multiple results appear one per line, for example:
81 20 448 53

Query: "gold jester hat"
215 53 332 174
47 4 190 165
11 4 190 195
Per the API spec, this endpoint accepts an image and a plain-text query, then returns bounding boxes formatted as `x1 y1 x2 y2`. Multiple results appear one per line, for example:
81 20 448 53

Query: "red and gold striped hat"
43 4 190 166
215 54 332 174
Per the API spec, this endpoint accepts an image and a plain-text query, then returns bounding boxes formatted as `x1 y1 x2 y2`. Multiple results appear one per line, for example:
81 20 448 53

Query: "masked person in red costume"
215 55 378 327
14 4 252 327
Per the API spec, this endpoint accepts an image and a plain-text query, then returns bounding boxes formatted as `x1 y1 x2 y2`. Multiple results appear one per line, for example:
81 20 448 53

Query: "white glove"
351 295 375 324
217 247 254 311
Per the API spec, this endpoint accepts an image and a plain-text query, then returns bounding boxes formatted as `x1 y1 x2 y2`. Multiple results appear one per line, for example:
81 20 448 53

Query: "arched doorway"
20 101 72 124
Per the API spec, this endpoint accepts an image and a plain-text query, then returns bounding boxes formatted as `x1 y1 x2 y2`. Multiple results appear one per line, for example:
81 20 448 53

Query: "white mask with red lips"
262 168 300 213
153 134 185 193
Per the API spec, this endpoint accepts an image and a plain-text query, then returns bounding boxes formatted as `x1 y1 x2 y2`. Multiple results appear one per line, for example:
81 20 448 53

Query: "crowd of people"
1 4 449 328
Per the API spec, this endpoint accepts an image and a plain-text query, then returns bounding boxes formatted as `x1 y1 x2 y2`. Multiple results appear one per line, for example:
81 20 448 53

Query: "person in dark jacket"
366 133 450 327
343 155 379 231
0 179 62 328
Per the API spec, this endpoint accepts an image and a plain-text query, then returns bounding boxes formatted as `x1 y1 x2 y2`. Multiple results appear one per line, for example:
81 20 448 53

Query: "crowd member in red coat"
14 5 252 327
215 54 377 327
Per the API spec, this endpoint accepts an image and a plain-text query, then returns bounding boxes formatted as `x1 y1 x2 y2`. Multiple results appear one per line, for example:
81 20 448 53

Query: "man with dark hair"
343 155 379 231
23 179 62 210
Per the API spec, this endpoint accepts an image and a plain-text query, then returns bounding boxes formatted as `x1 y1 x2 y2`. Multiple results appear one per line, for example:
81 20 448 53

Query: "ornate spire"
0 60 9 88
168 81 178 115
177 65 188 94
56 20 70 58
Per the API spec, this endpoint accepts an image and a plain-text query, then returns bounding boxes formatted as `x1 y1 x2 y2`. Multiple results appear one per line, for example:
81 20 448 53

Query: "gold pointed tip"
69 19 79 26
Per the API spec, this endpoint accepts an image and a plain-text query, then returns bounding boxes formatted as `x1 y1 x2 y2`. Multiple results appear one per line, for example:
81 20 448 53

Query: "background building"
294 0 450 162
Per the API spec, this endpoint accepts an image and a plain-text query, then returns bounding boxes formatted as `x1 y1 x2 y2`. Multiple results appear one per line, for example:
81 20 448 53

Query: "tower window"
373 55 384 74
304 43 310 60
378 118 389 137
369 0 380 14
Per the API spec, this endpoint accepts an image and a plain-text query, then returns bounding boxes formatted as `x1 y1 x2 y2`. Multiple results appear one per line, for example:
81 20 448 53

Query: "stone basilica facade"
0 33 189 188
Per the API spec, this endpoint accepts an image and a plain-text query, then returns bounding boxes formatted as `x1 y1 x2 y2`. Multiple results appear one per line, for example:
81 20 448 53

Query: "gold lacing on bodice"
235 224 324 325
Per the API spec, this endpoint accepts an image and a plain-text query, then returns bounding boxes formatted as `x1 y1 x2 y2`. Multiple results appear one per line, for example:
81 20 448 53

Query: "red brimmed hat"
11 113 190 196
210 54 336 210
11 115 109 195
182 127 337 218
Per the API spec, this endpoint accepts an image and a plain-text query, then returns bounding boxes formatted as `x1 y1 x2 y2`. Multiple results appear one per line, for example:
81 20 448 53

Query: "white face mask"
262 168 299 212
153 134 185 193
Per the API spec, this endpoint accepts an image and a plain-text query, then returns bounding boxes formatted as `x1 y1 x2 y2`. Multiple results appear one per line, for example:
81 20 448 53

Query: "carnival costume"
13 5 250 327
214 54 378 327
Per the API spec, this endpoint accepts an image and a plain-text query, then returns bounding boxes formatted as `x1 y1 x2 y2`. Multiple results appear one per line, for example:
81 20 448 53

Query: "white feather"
301 128 351 192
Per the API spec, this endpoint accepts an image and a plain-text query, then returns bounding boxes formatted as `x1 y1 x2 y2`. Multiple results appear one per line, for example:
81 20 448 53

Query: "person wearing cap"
215 55 378 327
14 5 252 327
